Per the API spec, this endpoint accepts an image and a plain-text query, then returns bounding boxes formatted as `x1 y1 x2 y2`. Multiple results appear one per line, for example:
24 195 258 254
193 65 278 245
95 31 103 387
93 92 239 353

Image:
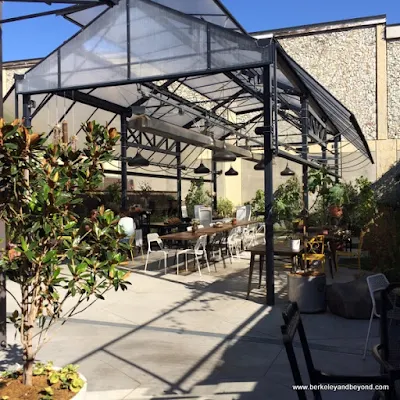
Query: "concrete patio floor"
1 252 381 399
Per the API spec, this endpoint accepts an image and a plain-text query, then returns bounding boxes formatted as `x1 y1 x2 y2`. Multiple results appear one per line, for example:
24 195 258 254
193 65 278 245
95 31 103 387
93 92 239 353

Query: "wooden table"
246 242 303 299
160 220 258 241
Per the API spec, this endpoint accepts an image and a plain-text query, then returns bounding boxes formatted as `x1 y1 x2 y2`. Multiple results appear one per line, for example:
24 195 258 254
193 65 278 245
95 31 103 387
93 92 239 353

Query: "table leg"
246 254 255 300
259 255 264 289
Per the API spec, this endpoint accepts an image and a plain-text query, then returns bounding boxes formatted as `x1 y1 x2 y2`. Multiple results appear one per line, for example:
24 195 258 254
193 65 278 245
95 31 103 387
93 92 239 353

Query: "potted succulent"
0 120 131 398
191 219 200 233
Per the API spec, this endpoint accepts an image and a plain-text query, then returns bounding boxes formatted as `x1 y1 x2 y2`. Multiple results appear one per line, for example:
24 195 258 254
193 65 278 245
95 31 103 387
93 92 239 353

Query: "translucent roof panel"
64 4 108 27
63 0 246 33
18 0 272 95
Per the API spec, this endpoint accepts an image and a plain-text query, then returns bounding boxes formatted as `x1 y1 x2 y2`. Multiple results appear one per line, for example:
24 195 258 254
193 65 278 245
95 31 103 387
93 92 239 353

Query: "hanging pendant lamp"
225 165 238 176
128 153 150 167
194 161 210 174
213 147 236 162
254 158 264 170
280 163 295 176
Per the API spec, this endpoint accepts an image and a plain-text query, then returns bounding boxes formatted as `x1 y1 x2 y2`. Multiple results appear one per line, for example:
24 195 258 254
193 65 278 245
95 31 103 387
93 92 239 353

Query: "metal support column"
176 142 182 219
121 114 128 210
263 64 275 306
0 1 6 348
22 94 32 128
301 96 309 215
212 157 217 211
321 131 327 166
334 136 340 183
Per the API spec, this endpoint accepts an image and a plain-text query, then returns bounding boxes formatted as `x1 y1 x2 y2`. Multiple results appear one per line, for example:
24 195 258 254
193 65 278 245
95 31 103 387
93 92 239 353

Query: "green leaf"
43 250 57 264
20 236 28 252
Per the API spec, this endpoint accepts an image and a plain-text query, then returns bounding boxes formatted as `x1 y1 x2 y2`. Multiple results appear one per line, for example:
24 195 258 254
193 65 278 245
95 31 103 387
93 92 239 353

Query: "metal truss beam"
104 169 213 183
62 90 132 117
127 129 178 156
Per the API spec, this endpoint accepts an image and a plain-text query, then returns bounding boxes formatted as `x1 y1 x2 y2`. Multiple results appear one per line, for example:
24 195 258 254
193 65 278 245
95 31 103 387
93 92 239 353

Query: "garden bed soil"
0 374 76 400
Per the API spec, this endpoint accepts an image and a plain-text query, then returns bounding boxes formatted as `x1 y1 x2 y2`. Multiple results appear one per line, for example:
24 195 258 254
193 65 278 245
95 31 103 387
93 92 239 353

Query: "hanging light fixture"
225 165 238 176
194 161 210 174
213 147 236 162
280 163 295 176
254 158 264 170
128 153 150 167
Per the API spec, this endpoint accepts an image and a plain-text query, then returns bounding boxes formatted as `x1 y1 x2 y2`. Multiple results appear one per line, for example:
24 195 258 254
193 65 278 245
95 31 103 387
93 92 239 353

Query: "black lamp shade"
225 166 238 176
194 162 210 174
128 153 150 167
254 159 264 170
280 163 295 176
213 149 236 162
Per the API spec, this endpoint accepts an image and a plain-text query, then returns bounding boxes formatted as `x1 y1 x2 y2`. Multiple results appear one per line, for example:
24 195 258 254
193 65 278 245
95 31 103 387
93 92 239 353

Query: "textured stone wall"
387 39 400 138
279 27 377 139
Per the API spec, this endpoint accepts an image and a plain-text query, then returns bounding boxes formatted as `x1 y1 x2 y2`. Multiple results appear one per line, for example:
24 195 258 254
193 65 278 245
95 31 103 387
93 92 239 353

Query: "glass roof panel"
63 0 245 33
19 0 271 95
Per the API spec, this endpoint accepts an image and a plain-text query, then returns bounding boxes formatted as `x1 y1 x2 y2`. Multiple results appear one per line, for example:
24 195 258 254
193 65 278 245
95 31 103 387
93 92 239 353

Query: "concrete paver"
1 254 380 399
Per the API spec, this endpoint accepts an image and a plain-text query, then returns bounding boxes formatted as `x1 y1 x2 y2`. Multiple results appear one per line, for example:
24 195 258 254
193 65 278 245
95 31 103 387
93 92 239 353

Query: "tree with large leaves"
0 120 130 387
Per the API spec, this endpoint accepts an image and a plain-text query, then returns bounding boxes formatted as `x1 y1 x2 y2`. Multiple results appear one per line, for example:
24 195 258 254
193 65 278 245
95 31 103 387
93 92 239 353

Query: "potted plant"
0 120 131 398
217 198 234 218
191 219 200 233
327 184 345 218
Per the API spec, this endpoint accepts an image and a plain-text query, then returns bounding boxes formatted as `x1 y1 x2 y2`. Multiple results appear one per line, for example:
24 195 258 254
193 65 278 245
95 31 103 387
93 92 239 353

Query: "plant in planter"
0 120 130 398
273 176 302 231
185 179 212 218
216 198 233 218
327 184 345 218
191 219 200 233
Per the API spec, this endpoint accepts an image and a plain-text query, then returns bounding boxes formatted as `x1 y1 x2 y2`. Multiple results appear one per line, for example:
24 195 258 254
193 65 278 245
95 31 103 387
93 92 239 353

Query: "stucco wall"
279 27 377 140
387 39 400 138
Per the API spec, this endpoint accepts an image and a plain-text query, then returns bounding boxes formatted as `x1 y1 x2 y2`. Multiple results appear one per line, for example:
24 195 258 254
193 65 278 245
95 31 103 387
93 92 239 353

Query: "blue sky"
2 0 400 61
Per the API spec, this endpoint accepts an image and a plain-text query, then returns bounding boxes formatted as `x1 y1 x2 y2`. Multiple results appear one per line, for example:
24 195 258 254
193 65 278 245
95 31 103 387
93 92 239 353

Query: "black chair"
372 284 400 391
281 302 396 399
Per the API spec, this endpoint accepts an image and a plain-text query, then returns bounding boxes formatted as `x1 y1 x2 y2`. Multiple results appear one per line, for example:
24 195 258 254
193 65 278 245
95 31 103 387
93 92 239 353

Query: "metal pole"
0 1 6 348
334 135 339 183
120 114 128 210
212 157 217 211
263 64 274 306
301 96 309 215
176 142 182 219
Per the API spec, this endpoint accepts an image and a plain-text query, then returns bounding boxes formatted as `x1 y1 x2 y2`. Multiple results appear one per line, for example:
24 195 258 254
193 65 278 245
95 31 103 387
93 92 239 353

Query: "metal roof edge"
251 14 387 39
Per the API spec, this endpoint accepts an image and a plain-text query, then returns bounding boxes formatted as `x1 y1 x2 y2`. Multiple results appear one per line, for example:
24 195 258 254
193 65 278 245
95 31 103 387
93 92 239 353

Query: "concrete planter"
72 375 87 399
288 272 327 313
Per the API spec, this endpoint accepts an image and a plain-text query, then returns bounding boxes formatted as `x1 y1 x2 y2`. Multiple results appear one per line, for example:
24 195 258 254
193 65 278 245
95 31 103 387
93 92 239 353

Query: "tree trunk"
23 354 33 386
21 282 35 386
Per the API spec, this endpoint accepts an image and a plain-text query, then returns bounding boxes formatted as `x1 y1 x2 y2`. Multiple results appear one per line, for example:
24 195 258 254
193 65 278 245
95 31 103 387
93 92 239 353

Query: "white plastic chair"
144 233 169 274
242 226 257 250
236 206 247 221
221 228 241 261
199 207 212 228
176 235 210 276
135 229 144 261
363 273 390 359
181 206 188 219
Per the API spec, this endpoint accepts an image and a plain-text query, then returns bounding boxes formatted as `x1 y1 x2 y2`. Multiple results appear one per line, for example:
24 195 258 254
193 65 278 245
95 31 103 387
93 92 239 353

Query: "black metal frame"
281 302 396 400
13 0 375 308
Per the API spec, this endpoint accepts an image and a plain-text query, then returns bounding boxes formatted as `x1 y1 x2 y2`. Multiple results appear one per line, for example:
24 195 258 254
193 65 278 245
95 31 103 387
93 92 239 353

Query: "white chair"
221 228 241 261
181 206 188 219
242 226 257 250
363 273 390 359
144 233 169 274
135 229 144 261
176 235 210 276
236 206 247 221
